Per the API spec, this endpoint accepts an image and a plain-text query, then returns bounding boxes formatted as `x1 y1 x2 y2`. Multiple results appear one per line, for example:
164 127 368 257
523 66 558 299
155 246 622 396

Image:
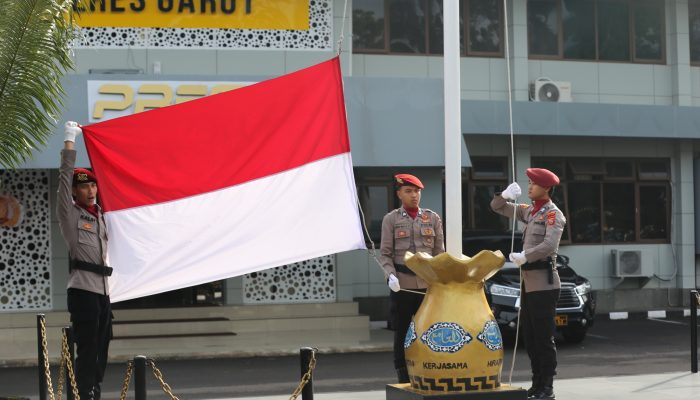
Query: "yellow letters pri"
93 85 134 120
134 84 174 113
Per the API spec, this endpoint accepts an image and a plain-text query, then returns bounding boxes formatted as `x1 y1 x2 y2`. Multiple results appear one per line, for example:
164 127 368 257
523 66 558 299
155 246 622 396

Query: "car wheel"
562 326 587 344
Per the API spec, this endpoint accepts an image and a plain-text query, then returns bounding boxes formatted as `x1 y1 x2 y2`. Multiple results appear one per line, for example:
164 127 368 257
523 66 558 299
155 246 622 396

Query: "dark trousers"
521 288 560 378
67 288 113 397
390 289 426 369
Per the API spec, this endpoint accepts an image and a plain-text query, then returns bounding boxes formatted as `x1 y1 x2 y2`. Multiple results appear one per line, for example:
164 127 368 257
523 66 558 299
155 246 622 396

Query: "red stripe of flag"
83 57 350 212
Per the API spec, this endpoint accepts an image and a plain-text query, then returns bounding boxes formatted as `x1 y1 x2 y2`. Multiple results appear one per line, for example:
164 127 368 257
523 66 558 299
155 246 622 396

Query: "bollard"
37 314 47 400
692 290 698 373
134 355 147 400
64 326 75 400
300 347 315 400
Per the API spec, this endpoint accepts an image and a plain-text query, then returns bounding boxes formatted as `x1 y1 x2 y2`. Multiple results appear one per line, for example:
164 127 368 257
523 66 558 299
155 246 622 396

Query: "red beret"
526 168 559 187
395 174 424 189
73 168 97 186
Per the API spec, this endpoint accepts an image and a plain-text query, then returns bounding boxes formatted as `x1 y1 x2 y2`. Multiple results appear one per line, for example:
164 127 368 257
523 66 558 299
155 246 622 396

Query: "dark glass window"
639 185 668 240
603 183 635 243
468 0 502 53
353 0 502 57
691 1 700 64
568 182 601 243
472 185 509 231
562 0 595 59
633 0 664 61
352 0 386 50
528 0 560 56
597 0 630 61
527 0 664 63
389 0 427 53
357 184 392 244
534 158 670 244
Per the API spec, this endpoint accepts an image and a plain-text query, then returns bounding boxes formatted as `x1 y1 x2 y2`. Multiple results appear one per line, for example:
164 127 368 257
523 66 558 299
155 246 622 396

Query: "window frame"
532 157 671 245
527 0 666 65
636 182 672 244
691 0 700 66
353 0 504 58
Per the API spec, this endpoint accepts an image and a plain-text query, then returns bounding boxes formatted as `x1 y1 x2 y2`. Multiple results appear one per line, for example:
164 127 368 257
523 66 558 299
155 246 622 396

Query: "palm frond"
0 0 78 168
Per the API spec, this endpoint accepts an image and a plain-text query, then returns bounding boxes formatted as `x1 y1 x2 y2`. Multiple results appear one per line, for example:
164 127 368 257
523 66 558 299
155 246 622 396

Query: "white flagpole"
444 1 462 257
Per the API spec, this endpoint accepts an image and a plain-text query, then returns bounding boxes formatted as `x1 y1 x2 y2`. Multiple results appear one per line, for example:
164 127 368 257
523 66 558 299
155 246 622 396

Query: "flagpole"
444 1 462 257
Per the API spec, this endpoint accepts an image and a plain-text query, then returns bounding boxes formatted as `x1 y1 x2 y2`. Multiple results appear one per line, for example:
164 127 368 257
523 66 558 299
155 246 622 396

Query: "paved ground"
0 316 697 399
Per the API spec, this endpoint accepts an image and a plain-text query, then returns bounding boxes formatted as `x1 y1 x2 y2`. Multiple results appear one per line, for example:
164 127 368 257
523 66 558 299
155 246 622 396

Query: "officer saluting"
490 168 565 400
379 174 445 383
58 122 113 400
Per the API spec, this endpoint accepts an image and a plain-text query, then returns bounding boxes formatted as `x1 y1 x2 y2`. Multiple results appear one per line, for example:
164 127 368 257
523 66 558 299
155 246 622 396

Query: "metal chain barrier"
119 361 134 400
148 359 180 400
40 318 56 400
289 348 317 400
39 320 80 400
61 331 80 400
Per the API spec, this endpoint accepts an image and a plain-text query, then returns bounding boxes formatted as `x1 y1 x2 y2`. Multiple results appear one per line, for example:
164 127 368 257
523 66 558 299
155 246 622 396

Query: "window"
356 176 398 245
691 1 700 65
532 158 671 244
353 0 503 57
461 158 509 233
352 0 386 51
528 0 665 63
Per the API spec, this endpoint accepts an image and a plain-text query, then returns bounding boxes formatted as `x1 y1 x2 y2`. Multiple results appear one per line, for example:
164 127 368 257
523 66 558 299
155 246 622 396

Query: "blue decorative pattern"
477 320 503 351
404 320 417 349
420 322 472 353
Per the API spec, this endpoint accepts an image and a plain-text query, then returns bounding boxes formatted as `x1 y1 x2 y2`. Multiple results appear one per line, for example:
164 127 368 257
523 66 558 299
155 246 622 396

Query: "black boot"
93 383 102 400
396 366 410 383
527 375 542 398
532 376 555 400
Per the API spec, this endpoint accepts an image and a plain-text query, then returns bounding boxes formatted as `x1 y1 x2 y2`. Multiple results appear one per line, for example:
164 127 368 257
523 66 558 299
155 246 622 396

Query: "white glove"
501 182 522 201
509 252 527 267
64 121 82 143
388 274 401 292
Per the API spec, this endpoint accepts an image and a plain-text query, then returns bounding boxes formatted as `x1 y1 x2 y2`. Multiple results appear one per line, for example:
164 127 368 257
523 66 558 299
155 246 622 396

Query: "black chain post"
64 326 75 400
692 290 698 373
300 347 314 400
37 314 47 400
134 355 148 400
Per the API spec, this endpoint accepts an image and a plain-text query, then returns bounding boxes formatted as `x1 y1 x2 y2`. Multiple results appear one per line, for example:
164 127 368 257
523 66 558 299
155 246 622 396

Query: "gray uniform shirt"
57 149 110 295
379 208 445 289
490 195 566 292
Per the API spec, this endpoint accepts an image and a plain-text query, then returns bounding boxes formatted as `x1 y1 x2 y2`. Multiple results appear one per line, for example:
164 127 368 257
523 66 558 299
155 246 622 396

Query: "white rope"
336 0 349 55
502 0 523 387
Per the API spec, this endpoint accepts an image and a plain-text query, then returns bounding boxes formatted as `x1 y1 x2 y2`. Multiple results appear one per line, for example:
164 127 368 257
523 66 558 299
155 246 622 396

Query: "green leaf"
0 0 79 168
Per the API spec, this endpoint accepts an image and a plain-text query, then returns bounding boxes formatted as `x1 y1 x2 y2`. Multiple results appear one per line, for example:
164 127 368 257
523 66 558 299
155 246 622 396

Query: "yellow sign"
72 0 309 30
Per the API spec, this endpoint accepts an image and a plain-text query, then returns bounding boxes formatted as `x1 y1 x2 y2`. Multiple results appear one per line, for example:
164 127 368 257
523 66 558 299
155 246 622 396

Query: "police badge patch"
477 320 503 351
404 320 417 349
420 322 472 353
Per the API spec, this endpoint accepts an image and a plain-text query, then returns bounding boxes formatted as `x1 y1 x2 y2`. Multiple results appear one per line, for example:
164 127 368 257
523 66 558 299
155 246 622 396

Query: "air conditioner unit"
529 77 572 102
611 250 649 278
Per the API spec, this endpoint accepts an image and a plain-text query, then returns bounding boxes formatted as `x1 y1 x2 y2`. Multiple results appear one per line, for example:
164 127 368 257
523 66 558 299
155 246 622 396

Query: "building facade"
1 0 699 315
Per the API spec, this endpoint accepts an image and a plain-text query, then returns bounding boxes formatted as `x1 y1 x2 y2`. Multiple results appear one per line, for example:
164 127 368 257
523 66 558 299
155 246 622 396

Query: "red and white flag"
82 57 366 302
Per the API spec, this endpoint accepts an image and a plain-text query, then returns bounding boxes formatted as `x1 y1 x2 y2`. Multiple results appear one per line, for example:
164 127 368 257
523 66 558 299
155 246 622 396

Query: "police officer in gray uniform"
58 122 112 400
491 168 565 400
380 174 445 383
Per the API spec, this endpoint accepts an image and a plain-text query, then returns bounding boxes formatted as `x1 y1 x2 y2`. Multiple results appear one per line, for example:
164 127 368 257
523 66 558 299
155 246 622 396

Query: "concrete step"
110 315 369 337
0 302 360 328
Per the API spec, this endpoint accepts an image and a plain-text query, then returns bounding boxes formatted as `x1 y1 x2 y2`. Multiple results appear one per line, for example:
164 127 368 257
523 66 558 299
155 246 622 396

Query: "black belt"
521 258 556 284
394 264 416 276
70 259 113 277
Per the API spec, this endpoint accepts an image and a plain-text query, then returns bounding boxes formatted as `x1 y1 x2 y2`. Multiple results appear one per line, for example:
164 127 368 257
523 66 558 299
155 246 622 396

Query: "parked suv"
464 232 596 344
